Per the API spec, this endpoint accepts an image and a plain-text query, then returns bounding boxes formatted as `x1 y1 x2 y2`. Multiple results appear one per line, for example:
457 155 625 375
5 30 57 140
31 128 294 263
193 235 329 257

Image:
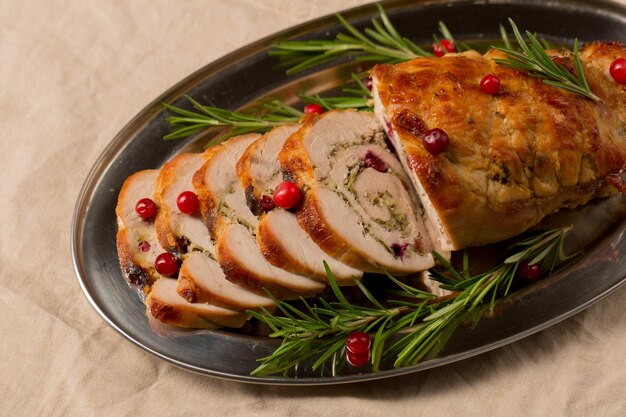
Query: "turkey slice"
116 169 167 288
155 153 215 255
237 125 362 284
279 110 434 274
194 134 324 299
153 150 275 311
146 278 248 329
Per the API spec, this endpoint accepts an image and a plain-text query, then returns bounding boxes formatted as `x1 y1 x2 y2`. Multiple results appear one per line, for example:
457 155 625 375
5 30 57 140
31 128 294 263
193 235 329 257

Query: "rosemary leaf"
492 19 599 100
248 227 573 376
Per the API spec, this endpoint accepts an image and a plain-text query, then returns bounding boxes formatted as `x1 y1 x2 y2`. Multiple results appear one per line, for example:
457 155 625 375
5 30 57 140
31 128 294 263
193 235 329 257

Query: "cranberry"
610 58 626 84
155 252 179 277
365 78 373 91
346 331 371 354
135 198 157 219
423 128 449 155
346 350 370 367
304 104 324 115
176 191 199 215
259 195 276 211
480 73 500 95
138 241 151 252
432 39 456 57
364 151 388 173
384 120 394 138
519 261 541 281
391 242 409 258
273 181 302 209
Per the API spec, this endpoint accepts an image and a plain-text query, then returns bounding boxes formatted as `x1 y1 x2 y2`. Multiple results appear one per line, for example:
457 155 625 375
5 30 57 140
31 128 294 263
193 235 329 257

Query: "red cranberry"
155 252 179 277
480 73 500 95
138 241 151 252
273 181 302 209
176 191 199 215
304 104 324 115
519 261 542 281
610 58 626 84
423 128 449 155
346 350 370 367
384 120 394 138
366 78 373 91
391 242 409 258
135 198 157 219
259 195 276 211
364 151 388 173
346 331 371 354
432 39 456 57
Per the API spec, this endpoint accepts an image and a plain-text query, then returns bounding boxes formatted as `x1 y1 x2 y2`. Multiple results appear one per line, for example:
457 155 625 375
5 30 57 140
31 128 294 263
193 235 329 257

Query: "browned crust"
115 170 156 220
175 258 275 312
256 208 359 284
236 134 268 200
279 111 389 272
192 147 221 238
298 192 376 272
193 135 263 239
239 127 348 280
256 216 348 283
175 273 197 303
196 133 325 300
154 153 191 251
215 234 312 300
146 294 247 329
255 218 302 274
115 170 160 289
116 227 152 289
278 117 317 189
373 45 626 249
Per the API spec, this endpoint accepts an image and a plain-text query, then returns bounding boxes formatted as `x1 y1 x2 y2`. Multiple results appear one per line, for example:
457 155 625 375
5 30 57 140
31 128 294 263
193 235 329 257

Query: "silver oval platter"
72 0 626 385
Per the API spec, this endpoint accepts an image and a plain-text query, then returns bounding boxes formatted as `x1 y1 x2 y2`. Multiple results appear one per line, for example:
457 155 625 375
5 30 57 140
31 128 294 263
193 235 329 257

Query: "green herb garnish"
249 227 573 376
492 19 599 100
270 3 431 75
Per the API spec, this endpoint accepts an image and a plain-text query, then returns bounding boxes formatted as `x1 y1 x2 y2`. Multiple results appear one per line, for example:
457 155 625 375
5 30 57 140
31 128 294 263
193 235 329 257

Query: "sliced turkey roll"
117 169 250 329
154 151 275 312
279 110 434 274
155 153 215 255
237 125 362 284
371 45 626 250
116 169 166 288
177 251 275 311
146 278 248 329
193 134 325 299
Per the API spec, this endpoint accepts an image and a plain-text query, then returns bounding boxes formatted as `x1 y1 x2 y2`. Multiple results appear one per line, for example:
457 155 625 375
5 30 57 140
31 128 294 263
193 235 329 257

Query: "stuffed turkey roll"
193 134 325 299
116 169 167 288
154 152 275 312
116 169 247 329
279 110 434 274
372 44 626 251
236 124 363 284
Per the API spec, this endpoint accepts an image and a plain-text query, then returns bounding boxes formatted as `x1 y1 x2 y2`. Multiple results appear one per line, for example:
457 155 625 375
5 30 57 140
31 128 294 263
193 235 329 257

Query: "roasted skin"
372 43 626 250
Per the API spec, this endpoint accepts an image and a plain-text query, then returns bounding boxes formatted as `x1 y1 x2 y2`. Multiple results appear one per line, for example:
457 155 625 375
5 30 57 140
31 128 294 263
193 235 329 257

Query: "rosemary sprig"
163 96 301 146
163 73 373 143
270 3 431 75
249 227 573 376
298 73 373 111
492 19 599 100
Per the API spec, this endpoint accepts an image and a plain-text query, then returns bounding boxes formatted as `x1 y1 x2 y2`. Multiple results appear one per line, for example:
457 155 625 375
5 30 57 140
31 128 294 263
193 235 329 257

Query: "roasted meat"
154 151 275 311
237 124 362 284
193 134 325 299
372 43 626 250
280 110 434 274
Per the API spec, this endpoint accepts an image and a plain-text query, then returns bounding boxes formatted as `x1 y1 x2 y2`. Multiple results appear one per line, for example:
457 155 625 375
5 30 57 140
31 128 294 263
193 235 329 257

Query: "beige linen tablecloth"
2 1 625 415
